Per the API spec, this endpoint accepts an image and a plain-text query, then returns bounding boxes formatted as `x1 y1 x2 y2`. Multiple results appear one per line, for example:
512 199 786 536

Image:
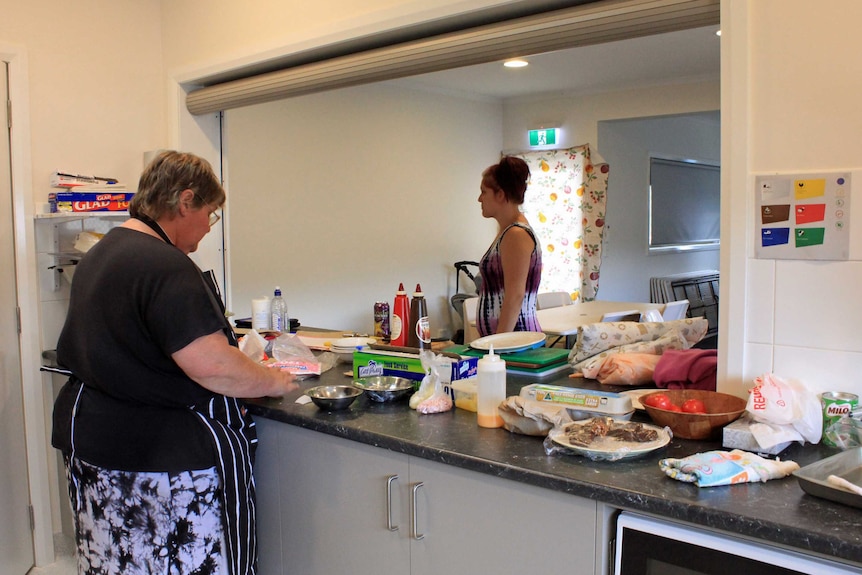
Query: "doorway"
0 59 36 573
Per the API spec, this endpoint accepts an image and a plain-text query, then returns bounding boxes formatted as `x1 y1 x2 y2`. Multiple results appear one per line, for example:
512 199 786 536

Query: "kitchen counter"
247 365 862 568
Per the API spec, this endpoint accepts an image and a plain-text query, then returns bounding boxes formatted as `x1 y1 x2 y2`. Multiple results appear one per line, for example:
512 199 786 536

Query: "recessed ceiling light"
503 59 529 68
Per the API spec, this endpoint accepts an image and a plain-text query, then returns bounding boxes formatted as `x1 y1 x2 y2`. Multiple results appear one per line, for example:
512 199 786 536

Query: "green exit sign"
529 128 556 146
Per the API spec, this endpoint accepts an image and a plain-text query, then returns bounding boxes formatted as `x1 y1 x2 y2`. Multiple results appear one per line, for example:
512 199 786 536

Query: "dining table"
537 300 666 348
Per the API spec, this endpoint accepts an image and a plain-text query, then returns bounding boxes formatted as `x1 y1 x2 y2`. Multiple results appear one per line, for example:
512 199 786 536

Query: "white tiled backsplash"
743 258 862 398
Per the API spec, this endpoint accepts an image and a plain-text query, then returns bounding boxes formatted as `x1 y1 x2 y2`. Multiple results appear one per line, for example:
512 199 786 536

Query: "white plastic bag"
409 350 438 409
238 329 268 361
416 372 453 414
268 333 327 378
746 373 822 446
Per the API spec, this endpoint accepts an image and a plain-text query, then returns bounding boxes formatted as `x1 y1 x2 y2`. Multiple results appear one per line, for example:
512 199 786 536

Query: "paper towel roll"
252 297 271 331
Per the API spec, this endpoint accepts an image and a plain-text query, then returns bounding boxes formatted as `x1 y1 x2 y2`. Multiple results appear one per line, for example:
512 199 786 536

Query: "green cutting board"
443 345 569 368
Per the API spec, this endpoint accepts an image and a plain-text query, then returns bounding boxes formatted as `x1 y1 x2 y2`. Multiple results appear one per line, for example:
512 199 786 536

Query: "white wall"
224 79 720 335
737 0 862 397
596 111 721 302
2 0 166 564
160 0 527 76
502 80 720 153
1 0 166 198
224 83 502 336
502 83 721 303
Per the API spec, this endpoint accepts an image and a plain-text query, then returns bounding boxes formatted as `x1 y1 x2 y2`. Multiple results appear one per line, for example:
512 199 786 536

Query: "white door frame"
2 41 55 566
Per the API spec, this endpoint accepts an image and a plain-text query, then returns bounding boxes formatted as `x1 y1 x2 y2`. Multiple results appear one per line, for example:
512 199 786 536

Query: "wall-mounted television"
648 156 720 253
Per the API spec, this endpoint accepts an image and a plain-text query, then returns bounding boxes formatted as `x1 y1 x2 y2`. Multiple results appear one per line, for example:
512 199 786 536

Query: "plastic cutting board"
443 345 569 369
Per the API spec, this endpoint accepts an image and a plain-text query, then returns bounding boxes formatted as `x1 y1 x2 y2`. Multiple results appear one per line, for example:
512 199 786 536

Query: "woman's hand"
172 331 299 398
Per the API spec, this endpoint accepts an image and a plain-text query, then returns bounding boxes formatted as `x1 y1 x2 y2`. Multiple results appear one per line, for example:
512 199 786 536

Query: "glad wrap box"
353 348 478 385
49 191 134 213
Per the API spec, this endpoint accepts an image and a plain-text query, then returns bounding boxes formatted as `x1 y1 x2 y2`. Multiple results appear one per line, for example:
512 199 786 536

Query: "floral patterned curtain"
514 144 609 302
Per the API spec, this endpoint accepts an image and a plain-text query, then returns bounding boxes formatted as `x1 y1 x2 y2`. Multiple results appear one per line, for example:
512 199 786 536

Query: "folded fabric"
580 353 661 385
653 349 717 391
569 318 708 370
659 449 799 487
573 329 688 373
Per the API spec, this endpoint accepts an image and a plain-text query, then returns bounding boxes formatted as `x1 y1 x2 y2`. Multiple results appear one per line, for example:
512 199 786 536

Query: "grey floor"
27 535 76 575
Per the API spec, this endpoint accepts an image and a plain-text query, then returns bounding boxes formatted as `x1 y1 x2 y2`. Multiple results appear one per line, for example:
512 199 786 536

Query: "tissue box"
722 414 792 455
49 192 134 213
353 349 478 384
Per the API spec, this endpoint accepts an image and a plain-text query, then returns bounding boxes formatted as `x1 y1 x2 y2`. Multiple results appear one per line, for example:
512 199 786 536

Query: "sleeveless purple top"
477 223 542 336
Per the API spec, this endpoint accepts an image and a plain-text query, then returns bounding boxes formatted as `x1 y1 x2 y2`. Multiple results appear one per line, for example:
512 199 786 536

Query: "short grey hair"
129 150 225 220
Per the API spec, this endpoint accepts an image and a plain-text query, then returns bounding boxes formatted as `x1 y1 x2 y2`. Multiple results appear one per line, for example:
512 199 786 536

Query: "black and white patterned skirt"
64 456 228 575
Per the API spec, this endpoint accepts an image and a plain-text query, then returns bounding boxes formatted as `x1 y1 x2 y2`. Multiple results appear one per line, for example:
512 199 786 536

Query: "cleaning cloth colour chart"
755 172 851 260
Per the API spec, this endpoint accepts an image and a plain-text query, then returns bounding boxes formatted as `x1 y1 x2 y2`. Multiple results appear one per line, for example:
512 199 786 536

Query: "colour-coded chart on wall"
755 172 851 260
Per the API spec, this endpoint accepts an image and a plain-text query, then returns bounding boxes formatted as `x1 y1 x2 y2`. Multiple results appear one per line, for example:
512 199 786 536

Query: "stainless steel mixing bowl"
352 376 415 402
306 385 363 410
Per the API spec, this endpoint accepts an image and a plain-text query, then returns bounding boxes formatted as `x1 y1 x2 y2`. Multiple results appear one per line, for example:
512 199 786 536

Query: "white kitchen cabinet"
408 455 597 575
254 418 598 575
254 418 411 575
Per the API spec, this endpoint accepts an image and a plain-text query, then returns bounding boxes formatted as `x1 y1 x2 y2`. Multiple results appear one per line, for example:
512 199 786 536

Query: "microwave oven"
614 511 862 575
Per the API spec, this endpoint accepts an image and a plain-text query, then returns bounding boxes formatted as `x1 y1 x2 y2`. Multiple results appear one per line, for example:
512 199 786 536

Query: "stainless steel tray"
793 447 862 509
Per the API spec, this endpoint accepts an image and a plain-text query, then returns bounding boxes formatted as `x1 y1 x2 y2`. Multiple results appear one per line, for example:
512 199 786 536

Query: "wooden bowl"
641 389 746 440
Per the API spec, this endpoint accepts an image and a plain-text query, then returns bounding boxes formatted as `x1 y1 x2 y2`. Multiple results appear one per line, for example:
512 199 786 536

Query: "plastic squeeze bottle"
406 283 430 350
477 344 506 428
390 283 410 347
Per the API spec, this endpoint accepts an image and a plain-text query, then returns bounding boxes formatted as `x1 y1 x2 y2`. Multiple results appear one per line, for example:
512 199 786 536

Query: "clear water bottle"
271 287 288 333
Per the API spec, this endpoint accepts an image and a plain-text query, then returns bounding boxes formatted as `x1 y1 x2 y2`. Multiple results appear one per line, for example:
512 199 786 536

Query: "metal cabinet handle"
411 482 425 540
386 474 399 532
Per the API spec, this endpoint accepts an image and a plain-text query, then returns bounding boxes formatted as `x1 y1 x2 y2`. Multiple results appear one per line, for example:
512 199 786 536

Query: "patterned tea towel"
659 449 799 487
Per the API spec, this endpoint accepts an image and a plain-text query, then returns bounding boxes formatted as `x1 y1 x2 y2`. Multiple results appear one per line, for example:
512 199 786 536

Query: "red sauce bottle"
390 283 410 347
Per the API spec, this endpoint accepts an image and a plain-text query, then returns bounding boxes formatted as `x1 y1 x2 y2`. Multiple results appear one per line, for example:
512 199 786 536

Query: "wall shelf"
34 211 129 222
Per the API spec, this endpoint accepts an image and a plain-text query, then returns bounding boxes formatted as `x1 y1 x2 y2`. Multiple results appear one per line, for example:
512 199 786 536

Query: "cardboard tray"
793 448 862 509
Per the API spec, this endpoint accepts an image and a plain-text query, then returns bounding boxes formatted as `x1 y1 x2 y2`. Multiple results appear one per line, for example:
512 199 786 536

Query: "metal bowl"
306 385 363 411
352 376 415 403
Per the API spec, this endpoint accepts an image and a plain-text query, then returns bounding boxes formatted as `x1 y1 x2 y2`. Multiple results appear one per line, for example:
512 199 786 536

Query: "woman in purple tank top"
476 156 542 337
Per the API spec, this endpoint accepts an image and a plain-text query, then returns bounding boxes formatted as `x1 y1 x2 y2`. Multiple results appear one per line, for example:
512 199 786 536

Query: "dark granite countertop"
247 366 862 568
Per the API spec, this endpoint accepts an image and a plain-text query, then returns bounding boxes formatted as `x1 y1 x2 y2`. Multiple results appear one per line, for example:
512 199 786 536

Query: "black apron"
137 214 259 575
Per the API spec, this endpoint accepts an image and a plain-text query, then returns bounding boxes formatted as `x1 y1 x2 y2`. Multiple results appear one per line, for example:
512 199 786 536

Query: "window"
648 156 720 253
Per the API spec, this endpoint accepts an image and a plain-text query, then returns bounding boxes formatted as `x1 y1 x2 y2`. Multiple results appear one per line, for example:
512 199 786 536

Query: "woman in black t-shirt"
52 150 297 575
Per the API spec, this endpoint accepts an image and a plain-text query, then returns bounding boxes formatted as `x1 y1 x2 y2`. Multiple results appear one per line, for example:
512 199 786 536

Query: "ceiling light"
503 59 529 68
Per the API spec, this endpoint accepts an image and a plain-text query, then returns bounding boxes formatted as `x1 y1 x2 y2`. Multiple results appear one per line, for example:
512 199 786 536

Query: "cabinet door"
409 456 597 575
254 418 411 575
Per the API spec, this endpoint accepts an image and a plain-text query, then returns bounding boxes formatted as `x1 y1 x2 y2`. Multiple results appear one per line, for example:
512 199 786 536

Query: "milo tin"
821 392 859 446
373 301 390 340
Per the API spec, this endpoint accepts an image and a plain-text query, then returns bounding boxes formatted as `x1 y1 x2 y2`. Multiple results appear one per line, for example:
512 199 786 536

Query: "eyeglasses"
193 192 222 227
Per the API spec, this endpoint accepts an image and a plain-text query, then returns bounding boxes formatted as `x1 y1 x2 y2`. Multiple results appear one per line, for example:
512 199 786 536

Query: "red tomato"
667 403 683 412
682 399 707 414
643 393 672 410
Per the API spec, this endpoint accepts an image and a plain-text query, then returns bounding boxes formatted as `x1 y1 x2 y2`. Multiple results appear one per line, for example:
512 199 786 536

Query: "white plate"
548 419 670 460
469 331 546 353
331 337 375 349
620 388 662 411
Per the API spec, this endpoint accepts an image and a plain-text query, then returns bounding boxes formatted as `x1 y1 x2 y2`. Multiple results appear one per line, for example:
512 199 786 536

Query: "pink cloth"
653 349 717 391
